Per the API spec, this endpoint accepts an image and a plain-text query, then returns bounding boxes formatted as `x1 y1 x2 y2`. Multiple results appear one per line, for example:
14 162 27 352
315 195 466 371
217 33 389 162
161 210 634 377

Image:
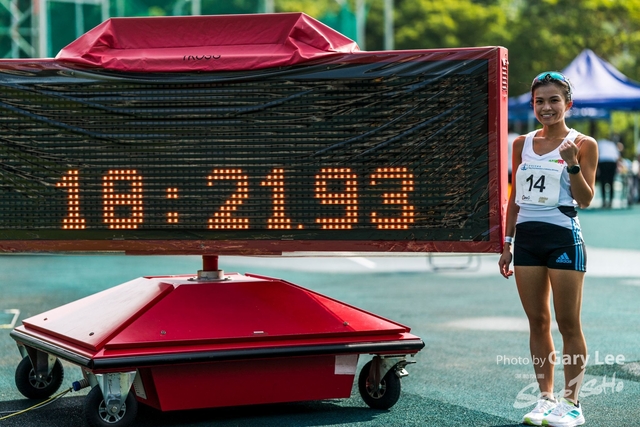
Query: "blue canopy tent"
509 49 640 152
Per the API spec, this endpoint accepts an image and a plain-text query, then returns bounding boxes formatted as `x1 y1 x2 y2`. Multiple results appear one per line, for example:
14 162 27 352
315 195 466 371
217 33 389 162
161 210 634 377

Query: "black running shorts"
514 221 586 271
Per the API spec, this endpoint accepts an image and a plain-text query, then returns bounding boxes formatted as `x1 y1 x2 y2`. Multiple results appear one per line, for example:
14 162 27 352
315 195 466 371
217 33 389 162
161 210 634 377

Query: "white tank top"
515 129 579 229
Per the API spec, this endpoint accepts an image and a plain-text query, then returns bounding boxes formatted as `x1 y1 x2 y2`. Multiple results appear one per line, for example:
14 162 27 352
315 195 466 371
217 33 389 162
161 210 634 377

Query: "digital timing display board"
0 49 508 254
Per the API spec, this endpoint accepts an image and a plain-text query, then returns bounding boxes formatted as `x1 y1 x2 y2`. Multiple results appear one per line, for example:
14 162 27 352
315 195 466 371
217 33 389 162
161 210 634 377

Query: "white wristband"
504 236 514 245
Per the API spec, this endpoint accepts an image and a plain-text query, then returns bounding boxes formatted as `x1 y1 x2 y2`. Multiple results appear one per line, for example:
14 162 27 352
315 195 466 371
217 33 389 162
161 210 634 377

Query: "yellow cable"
0 387 72 421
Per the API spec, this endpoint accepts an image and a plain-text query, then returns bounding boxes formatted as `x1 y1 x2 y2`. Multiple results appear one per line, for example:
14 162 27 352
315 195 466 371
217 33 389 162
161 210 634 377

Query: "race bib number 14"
516 161 564 207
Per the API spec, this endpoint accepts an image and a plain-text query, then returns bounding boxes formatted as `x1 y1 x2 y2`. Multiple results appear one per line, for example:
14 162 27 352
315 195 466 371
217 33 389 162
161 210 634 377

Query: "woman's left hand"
559 139 580 165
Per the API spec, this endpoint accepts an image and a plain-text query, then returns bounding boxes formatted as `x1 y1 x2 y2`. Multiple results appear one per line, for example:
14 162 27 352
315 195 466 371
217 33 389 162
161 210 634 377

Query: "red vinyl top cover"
55 13 360 72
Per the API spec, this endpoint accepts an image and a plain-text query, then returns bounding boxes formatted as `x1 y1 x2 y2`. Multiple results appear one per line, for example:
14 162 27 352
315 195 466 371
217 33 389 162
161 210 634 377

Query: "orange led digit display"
315 168 358 230
207 169 249 229
261 168 293 229
167 188 179 224
370 167 415 229
103 170 144 229
57 170 85 230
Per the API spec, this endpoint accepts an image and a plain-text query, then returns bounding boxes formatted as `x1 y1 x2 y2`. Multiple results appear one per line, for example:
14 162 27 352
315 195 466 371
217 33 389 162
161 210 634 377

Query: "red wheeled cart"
11 257 424 426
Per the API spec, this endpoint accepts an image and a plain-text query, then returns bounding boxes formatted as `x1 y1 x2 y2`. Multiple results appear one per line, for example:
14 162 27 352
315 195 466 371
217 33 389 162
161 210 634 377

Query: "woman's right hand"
498 247 513 279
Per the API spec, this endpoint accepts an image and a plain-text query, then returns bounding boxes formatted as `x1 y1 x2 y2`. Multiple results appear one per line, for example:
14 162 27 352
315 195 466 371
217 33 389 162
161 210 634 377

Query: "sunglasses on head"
532 71 568 84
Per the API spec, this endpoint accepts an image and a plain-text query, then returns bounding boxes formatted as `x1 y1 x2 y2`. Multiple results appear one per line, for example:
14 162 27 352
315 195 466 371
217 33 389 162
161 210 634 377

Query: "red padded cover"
55 13 359 72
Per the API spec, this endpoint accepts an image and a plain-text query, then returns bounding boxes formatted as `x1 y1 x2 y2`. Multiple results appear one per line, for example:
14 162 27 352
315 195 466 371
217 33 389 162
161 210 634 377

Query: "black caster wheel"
15 356 64 399
84 386 138 427
358 360 402 410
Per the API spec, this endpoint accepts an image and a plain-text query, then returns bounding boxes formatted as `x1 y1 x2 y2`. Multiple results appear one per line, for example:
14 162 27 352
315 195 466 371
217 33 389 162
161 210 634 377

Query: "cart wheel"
15 356 64 399
358 360 402 410
84 386 138 427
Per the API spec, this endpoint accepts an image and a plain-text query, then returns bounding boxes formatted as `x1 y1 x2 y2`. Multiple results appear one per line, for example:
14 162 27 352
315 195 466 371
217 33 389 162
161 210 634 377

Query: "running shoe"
522 398 557 426
542 398 585 426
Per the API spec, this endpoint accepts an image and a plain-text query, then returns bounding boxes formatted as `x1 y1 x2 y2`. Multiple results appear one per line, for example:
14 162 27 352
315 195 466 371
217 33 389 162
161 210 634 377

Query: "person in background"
499 71 598 427
632 154 640 204
596 136 620 208
616 144 635 207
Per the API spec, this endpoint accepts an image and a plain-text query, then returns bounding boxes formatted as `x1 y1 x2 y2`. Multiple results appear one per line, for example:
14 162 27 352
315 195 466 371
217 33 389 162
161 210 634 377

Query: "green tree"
392 0 510 50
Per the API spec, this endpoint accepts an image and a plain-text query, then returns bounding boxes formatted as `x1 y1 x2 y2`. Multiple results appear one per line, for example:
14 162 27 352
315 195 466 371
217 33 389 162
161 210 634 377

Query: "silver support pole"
9 0 19 57
383 0 393 50
75 1 84 39
174 0 200 16
191 0 201 16
38 0 48 57
34 0 110 58
101 0 109 21
264 0 274 13
356 0 365 50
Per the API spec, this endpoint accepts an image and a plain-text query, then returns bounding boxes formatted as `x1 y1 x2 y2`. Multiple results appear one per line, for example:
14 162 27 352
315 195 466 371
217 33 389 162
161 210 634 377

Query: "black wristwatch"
567 164 581 174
